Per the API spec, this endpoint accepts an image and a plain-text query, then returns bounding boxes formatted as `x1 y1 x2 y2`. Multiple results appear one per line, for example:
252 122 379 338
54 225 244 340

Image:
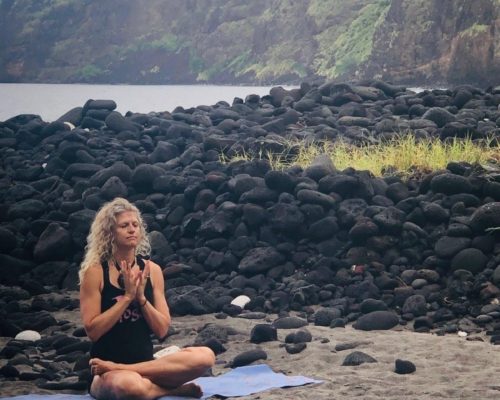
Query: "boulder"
342 351 377 366
250 324 278 344
33 223 72 262
450 248 488 274
230 349 267 368
353 311 399 331
239 247 284 275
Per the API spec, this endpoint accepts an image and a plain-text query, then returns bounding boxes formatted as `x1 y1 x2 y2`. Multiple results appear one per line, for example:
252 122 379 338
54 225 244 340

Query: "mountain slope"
0 0 499 86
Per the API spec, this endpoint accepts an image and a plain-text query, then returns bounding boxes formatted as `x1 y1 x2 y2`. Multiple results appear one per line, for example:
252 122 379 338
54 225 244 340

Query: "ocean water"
0 83 295 122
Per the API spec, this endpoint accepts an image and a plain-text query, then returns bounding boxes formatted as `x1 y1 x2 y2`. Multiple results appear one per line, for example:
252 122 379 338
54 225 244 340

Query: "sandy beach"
167 314 500 400
2 299 499 400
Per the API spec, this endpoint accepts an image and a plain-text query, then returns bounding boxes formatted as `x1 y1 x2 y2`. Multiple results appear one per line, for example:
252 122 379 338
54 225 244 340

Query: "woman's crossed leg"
90 346 215 399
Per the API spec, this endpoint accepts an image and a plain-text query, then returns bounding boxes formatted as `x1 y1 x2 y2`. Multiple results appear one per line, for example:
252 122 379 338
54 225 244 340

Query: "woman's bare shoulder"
87 263 104 273
81 264 104 286
147 259 162 270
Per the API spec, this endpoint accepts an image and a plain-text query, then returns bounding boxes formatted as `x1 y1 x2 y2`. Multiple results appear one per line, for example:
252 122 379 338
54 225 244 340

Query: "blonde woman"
79 197 215 399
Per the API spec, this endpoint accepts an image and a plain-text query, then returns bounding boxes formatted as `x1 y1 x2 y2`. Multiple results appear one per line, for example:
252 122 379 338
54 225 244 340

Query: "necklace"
113 257 136 289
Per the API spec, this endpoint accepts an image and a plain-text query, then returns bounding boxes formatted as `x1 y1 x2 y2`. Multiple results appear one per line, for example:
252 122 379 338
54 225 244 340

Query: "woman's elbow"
84 325 101 342
156 320 171 339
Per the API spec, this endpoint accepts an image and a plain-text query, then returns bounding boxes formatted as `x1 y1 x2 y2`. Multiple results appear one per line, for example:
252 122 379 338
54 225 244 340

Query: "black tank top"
89 256 154 364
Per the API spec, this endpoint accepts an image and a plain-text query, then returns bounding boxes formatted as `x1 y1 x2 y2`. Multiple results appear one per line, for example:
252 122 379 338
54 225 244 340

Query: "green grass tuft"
220 134 500 178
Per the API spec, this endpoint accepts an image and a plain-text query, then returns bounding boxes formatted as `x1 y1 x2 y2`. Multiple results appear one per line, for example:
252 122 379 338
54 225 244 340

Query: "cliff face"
0 0 499 86
364 0 500 86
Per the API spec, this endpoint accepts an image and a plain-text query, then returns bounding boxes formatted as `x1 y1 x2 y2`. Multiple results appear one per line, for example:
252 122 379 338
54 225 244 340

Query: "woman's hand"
120 259 140 301
136 262 151 304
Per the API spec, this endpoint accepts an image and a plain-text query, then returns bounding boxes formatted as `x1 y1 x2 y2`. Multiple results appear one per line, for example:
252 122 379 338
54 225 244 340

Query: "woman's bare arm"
138 261 171 339
80 264 135 342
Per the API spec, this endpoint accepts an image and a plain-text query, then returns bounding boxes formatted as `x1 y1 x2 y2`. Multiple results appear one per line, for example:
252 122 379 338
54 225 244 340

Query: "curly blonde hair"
79 197 151 284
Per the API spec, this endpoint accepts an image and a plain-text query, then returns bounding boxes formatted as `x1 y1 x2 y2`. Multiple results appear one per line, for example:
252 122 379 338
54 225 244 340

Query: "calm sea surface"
0 83 295 122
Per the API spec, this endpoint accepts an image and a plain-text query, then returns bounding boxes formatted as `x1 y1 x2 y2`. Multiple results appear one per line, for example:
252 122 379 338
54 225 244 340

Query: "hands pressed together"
119 260 151 305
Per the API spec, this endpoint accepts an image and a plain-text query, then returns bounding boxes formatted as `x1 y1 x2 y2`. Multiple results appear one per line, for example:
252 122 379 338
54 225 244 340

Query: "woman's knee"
187 346 216 370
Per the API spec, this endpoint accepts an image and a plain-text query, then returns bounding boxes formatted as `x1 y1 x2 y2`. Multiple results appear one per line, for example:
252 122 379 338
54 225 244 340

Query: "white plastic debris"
231 295 251 309
154 345 181 359
15 330 41 342
457 331 468 337
63 121 75 130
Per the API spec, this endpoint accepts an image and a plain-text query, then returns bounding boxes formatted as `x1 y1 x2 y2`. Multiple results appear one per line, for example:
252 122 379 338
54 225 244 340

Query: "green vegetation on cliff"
333 1 390 77
309 0 390 78
1 0 499 85
459 24 489 37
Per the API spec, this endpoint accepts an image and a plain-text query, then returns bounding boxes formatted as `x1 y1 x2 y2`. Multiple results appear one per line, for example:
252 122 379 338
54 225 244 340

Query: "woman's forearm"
140 300 171 339
85 295 134 342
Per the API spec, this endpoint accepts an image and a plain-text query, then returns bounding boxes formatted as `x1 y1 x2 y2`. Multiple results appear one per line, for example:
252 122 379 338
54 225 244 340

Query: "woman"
79 197 215 399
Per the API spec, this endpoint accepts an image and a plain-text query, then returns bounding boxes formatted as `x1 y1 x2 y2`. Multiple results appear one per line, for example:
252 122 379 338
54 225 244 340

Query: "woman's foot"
168 383 203 398
89 358 119 375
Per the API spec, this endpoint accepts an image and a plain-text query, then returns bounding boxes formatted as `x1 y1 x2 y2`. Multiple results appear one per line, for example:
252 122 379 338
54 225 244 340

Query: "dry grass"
221 134 500 178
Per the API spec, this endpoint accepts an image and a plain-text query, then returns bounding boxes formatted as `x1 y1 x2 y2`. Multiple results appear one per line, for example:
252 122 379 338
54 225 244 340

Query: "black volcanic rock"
469 202 500 233
264 170 296 193
285 342 307 354
314 308 342 326
450 248 488 274
342 351 377 366
285 329 312 344
33 223 72 262
349 218 379 243
167 286 217 315
0 227 17 252
360 299 388 314
353 311 399 331
100 176 128 200
395 359 416 374
308 216 339 241
6 183 40 202
402 295 428 317
0 255 36 285
230 349 267 368
434 236 471 258
29 262 70 287
239 247 284 275
7 199 46 220
422 107 456 127
269 203 304 233
194 323 229 344
89 162 133 187
131 164 165 192
430 173 473 195
105 111 138 132
296 189 336 209
68 209 96 246
273 316 308 329
250 324 278 344
372 207 405 234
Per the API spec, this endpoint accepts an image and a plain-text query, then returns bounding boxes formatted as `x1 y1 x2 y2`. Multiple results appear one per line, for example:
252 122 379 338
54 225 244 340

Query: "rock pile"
1 80 500 389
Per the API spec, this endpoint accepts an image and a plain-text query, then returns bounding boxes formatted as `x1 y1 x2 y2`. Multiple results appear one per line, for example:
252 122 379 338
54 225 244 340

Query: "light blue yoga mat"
2 364 322 399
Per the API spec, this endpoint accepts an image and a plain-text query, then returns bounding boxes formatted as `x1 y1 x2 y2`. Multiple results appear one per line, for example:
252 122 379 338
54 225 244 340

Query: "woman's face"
113 211 141 249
